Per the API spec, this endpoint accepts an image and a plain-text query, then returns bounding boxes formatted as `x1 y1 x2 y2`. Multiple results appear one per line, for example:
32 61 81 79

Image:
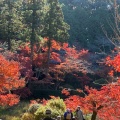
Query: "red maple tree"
63 51 120 120
63 82 120 120
0 55 25 106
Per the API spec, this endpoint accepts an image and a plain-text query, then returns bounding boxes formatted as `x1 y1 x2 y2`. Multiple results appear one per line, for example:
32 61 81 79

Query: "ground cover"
0 101 29 120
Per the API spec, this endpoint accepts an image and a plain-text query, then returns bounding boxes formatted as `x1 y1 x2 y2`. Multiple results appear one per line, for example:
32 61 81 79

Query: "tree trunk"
30 29 34 66
91 104 103 120
30 0 36 66
7 0 12 50
7 17 11 50
46 38 51 75
114 0 119 31
91 111 97 120
8 37 11 50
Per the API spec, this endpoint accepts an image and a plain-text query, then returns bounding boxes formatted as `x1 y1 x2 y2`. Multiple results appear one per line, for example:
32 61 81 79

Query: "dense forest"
0 0 118 49
61 0 115 47
1 0 120 120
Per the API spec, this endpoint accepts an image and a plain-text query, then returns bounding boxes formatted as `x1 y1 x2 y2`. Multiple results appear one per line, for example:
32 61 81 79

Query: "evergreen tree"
42 0 70 74
0 0 23 50
60 0 114 48
23 0 45 64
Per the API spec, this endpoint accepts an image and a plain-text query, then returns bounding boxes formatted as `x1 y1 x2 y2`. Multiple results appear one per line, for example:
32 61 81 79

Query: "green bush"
22 113 35 120
1 116 21 120
11 40 23 52
11 117 21 120
28 104 40 114
46 97 66 117
35 97 66 120
34 105 47 120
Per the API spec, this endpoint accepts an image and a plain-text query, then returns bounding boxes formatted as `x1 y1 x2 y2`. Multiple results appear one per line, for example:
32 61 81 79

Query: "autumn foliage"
62 49 120 119
16 39 89 84
62 50 120 120
0 94 20 106
17 39 62 70
0 39 90 106
1 38 120 120
18 39 89 68
0 55 25 106
63 82 120 120
106 53 120 76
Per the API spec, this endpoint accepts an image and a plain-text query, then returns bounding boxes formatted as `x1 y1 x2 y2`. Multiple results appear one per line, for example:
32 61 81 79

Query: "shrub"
21 113 35 120
0 116 21 120
35 97 66 120
11 117 21 120
28 103 40 114
35 105 46 120
46 97 66 117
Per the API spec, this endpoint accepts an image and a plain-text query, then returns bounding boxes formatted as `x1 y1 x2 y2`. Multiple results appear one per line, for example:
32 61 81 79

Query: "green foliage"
0 0 24 50
43 0 70 42
28 104 40 114
61 0 114 47
0 116 21 120
0 101 29 120
0 0 115 51
23 0 46 43
22 113 35 120
10 117 21 120
35 98 66 120
84 114 92 120
35 105 47 120
43 0 70 73
93 78 108 88
46 97 66 117
11 40 23 52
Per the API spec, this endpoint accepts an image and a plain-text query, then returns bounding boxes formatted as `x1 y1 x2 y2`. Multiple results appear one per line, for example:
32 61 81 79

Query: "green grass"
84 114 92 120
0 101 29 120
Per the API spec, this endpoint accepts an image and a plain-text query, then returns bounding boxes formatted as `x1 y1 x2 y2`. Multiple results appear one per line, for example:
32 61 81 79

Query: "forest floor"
0 101 29 120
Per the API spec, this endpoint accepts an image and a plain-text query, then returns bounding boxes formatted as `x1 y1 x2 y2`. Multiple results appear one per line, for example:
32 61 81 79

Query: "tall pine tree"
23 0 45 65
0 0 23 50
42 0 70 74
